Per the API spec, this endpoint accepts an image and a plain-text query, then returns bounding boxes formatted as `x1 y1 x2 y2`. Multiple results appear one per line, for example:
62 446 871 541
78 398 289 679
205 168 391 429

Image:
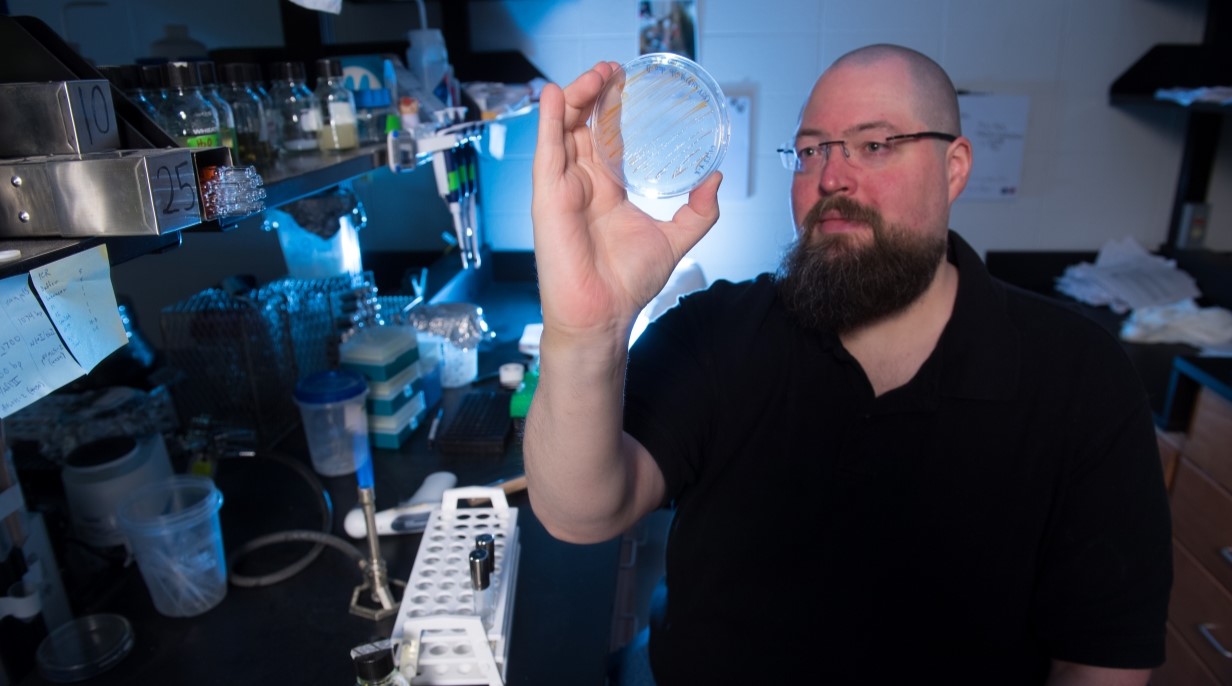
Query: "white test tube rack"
391 487 520 686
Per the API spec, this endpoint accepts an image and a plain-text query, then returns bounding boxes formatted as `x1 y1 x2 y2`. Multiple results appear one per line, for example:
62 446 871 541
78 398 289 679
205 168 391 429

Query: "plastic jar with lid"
313 58 359 151
269 61 320 155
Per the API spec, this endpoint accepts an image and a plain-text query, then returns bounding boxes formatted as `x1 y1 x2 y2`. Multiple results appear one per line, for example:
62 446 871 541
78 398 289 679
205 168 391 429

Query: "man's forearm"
523 329 662 544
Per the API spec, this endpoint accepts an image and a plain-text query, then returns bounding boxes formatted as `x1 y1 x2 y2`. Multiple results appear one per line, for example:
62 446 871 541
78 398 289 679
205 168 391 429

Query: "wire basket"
159 272 378 447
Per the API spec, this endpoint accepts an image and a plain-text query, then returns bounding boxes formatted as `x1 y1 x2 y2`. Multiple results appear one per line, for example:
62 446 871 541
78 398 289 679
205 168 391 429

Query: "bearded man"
525 43 1171 686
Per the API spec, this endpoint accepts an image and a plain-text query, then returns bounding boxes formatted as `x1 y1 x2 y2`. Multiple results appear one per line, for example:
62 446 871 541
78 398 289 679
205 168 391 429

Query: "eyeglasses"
777 131 957 174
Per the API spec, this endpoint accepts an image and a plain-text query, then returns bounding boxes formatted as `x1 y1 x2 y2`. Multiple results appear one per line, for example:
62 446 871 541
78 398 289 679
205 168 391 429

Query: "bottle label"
182 133 220 148
299 108 322 132
328 102 357 125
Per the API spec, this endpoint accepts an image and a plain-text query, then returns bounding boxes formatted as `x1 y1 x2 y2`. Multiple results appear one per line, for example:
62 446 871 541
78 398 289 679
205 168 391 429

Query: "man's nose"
818 149 853 195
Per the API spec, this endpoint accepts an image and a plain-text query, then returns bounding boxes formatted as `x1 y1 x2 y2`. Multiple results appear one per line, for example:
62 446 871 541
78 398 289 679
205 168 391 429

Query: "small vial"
469 548 493 630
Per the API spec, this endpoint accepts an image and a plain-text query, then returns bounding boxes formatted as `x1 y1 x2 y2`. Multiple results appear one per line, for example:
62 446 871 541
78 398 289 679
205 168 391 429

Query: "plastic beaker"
117 476 226 618
293 369 372 476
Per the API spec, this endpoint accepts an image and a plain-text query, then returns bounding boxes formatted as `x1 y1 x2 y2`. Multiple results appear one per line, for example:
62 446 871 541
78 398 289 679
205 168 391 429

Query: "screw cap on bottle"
353 647 396 682
163 61 200 89
469 548 490 591
316 57 344 79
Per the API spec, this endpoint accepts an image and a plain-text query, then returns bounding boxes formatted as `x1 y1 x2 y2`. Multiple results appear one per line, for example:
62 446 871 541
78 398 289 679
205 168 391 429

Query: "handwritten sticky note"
30 244 128 372
0 274 85 418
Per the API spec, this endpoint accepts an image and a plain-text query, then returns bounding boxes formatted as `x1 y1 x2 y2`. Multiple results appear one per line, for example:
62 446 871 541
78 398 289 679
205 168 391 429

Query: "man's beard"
776 196 947 334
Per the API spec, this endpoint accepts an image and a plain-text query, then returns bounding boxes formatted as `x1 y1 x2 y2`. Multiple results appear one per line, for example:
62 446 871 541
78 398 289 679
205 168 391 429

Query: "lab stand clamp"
391 487 521 686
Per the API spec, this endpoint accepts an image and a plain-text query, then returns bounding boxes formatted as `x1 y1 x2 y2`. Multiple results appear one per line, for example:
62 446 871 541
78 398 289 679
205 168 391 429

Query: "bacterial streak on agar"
590 53 730 197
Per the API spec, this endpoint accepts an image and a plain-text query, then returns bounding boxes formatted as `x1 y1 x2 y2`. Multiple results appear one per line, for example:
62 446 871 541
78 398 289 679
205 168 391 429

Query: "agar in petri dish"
590 53 730 199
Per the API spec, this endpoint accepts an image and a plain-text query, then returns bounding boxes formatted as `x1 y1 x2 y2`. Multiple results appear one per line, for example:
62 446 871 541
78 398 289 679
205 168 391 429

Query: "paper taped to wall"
958 94 1029 201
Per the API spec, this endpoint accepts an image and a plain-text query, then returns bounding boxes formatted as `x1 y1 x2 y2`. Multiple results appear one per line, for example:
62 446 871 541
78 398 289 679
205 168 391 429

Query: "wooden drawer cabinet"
1184 388 1232 493
1173 459 1232 593
1163 386 1232 683
1157 429 1183 490
1155 621 1220 685
1170 542 1232 682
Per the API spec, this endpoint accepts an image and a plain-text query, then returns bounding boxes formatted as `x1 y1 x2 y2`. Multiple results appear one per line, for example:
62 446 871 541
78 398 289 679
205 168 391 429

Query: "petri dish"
36 613 134 683
590 53 730 199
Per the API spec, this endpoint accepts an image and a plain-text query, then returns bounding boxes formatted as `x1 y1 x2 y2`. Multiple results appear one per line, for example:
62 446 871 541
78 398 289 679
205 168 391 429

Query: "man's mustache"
801 196 884 235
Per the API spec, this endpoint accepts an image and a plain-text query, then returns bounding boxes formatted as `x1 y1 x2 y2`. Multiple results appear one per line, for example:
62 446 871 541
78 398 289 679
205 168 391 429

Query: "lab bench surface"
20 280 622 686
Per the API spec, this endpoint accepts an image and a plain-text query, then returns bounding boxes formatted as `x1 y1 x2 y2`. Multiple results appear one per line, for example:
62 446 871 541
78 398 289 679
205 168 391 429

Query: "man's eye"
799 145 819 158
861 140 890 155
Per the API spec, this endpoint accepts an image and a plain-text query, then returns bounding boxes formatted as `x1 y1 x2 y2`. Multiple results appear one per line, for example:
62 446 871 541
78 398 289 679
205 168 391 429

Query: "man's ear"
946 136 973 204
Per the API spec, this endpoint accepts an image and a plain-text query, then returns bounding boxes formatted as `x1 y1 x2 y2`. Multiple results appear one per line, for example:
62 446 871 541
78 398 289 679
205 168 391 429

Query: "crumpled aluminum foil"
403 302 493 350
274 185 367 240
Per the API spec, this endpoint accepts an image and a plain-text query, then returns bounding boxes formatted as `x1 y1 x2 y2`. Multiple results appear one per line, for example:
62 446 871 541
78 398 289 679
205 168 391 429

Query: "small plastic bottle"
314 58 359 151
195 61 238 159
352 646 408 686
158 61 220 148
269 61 320 155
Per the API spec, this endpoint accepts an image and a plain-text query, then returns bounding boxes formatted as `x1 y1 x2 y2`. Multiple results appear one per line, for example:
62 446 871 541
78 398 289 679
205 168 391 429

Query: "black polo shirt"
624 231 1171 685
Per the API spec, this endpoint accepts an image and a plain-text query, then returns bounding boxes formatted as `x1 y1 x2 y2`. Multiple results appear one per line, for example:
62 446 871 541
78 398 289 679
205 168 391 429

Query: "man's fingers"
560 63 614 131
533 83 567 181
665 172 723 252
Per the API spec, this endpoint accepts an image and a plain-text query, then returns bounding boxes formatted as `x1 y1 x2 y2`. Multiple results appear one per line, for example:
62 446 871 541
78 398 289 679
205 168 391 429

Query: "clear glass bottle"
220 63 275 167
352 647 408 686
99 64 160 119
139 63 166 104
243 63 280 150
353 87 395 145
313 58 359 151
195 61 238 159
158 61 220 148
269 61 320 155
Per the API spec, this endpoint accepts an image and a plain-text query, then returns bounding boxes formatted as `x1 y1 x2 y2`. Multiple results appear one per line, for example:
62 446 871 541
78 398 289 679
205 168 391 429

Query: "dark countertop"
19 280 621 686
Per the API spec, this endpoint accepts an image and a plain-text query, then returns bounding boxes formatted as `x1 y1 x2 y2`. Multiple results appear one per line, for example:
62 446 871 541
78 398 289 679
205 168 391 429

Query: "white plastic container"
293 369 371 476
62 434 173 548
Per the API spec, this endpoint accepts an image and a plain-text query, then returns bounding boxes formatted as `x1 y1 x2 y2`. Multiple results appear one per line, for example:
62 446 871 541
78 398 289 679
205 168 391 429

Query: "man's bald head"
825 44 961 136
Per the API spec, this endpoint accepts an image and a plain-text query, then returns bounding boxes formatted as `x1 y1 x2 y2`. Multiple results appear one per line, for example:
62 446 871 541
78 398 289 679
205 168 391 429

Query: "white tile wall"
470 0 1215 285
11 0 1221 279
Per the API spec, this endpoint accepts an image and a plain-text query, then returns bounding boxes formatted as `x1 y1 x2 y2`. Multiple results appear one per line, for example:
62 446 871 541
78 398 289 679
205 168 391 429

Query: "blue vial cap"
294 369 368 404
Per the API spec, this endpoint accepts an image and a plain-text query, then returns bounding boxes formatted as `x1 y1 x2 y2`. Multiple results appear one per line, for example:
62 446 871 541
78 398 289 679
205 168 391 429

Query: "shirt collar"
938 230 1020 400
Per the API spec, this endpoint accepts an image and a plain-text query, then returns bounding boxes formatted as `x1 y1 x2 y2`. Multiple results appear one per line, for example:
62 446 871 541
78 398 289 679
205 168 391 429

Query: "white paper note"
30 244 127 372
958 94 1030 201
0 274 85 418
